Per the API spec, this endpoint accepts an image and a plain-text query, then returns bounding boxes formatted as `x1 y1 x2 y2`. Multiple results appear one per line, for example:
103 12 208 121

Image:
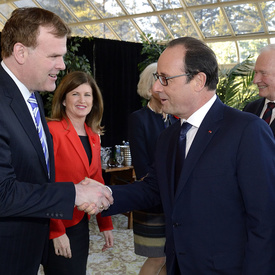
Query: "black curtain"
79 37 144 147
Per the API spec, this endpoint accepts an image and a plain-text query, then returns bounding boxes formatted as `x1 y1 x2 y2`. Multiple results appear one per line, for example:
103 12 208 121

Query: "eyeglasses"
153 72 190 86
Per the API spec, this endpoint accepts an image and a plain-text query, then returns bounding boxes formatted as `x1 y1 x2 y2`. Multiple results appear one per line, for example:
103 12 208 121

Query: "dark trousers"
43 214 89 275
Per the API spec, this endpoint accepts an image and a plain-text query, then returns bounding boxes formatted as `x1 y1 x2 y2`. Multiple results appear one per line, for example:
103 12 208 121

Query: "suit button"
173 223 179 227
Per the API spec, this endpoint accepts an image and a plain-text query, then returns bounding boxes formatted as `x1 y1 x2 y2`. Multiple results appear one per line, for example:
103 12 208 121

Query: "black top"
79 135 92 164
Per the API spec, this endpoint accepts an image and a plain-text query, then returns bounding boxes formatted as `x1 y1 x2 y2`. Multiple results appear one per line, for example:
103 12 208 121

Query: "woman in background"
128 63 177 275
44 71 113 275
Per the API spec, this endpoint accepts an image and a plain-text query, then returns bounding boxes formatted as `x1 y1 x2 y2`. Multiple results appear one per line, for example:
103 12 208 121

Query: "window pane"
208 41 237 64
224 4 264 34
185 0 217 6
135 16 169 40
238 40 268 62
63 0 99 21
70 26 90 37
91 0 124 18
0 4 14 18
119 0 153 14
192 8 230 37
14 0 37 8
85 23 117 40
151 0 182 10
35 0 77 23
108 19 141 42
261 1 275 32
160 13 198 38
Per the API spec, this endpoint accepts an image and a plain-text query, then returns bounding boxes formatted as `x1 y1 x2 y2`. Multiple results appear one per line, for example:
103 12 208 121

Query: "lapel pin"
208 130 212 134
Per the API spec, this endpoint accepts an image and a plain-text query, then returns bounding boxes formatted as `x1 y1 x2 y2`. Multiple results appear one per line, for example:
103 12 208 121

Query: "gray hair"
137 62 157 100
260 44 275 54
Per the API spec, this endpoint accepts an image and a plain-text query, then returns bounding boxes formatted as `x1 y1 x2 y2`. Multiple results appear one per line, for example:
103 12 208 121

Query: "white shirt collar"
1 60 32 101
264 98 275 105
181 94 217 128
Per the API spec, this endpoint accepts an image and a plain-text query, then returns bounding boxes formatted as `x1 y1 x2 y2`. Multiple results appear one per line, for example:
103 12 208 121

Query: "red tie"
262 102 275 125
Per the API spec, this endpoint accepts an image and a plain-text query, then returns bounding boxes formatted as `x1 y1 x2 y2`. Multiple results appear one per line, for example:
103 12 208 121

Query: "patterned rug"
38 214 146 275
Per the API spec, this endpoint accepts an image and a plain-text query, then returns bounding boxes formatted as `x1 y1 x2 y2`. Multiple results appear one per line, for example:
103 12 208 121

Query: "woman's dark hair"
50 71 104 134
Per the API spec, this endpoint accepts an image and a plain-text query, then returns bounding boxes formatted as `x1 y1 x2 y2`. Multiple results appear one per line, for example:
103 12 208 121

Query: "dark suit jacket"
0 64 75 275
104 97 275 274
243 97 275 137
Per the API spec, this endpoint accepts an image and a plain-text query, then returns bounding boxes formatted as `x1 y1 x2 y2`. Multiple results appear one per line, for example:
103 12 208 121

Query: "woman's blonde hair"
137 62 157 100
50 71 104 135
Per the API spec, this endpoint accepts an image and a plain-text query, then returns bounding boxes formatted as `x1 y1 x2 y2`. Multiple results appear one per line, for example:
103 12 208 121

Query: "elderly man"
96 37 275 274
243 44 275 136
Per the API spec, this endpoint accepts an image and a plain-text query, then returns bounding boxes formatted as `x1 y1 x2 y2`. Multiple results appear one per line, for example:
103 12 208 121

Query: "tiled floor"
38 214 146 275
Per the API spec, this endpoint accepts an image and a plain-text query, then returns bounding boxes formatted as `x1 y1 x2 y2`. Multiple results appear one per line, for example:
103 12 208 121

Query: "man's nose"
253 72 261 84
152 78 163 94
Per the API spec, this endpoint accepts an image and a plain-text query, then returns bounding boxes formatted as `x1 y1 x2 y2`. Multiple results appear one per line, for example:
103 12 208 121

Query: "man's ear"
13 43 28 65
194 72 207 92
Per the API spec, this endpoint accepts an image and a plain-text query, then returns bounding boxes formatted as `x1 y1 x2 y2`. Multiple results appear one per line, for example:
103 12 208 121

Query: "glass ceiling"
0 0 275 65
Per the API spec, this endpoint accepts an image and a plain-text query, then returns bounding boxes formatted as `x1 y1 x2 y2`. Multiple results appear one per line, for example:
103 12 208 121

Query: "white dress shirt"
260 98 275 125
181 94 217 156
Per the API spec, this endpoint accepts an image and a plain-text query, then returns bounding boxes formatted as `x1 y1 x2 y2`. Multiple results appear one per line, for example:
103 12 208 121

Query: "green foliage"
217 56 259 110
41 37 92 116
138 33 166 73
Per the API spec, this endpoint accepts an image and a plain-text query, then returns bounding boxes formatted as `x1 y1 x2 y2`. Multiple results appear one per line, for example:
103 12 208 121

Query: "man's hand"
75 178 113 214
77 202 100 215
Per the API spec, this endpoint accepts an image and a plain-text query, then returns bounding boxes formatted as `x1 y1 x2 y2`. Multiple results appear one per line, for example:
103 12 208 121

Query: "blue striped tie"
28 93 50 178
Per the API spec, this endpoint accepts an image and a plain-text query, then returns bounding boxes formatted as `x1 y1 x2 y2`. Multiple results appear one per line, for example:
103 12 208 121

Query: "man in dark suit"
0 8 113 275
243 44 275 136
97 37 275 274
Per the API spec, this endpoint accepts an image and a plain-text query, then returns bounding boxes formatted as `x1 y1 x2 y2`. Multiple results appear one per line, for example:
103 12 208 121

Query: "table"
102 165 135 229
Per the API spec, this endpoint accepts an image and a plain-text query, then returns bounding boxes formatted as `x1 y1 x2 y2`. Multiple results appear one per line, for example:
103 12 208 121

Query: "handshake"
74 178 114 215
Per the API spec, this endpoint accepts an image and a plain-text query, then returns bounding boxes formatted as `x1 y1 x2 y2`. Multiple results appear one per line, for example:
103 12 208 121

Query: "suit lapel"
10 90 50 179
174 98 224 200
269 120 275 137
167 120 181 198
254 98 265 116
254 98 275 137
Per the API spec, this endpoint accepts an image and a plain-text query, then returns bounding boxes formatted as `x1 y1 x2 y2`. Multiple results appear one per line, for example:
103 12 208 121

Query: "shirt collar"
1 60 32 101
181 94 217 128
264 98 275 105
